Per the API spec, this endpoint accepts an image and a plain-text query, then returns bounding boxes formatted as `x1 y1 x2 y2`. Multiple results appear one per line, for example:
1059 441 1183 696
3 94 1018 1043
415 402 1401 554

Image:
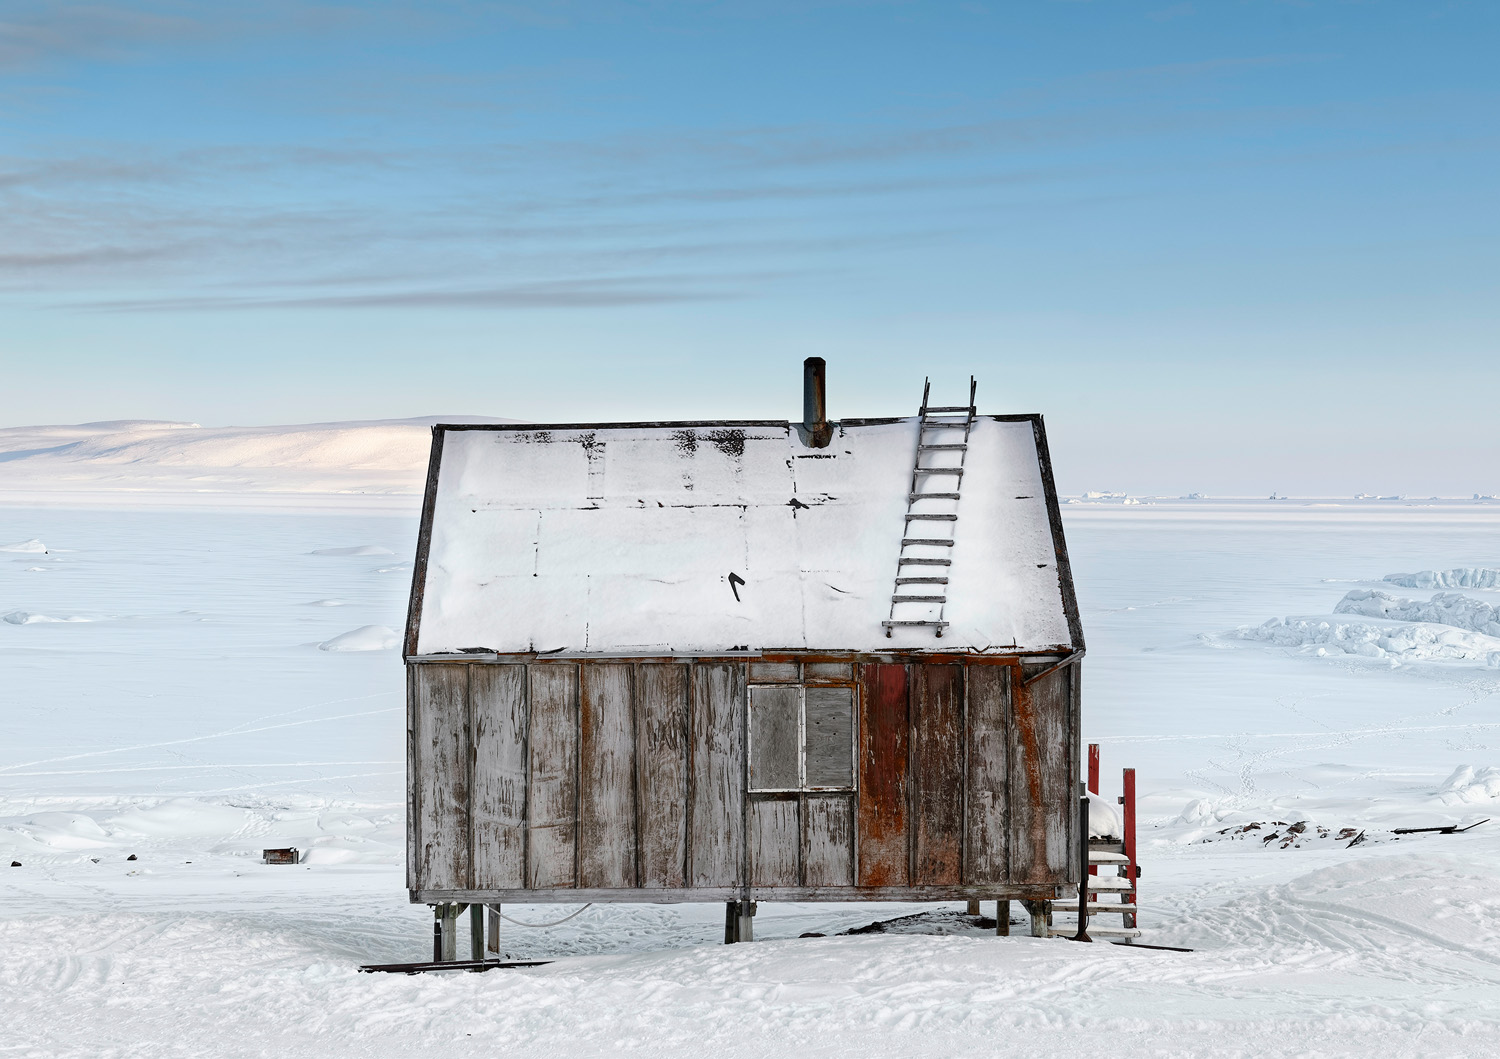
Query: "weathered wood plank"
470 665 527 889
636 663 689 888
804 686 854 788
747 662 799 683
965 664 1009 884
579 663 636 888
405 665 418 890
749 686 800 790
803 795 854 886
527 664 579 889
857 663 909 887
749 797 799 886
912 664 964 885
1010 663 1073 884
804 662 852 682
690 662 745 887
414 664 470 890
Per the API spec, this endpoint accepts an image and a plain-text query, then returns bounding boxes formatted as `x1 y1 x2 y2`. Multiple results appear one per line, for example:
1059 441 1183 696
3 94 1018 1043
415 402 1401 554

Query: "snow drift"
1437 765 1500 805
317 625 399 652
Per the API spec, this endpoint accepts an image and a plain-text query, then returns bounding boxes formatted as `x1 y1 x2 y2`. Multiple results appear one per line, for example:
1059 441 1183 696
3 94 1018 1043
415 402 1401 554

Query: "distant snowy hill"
0 417 513 508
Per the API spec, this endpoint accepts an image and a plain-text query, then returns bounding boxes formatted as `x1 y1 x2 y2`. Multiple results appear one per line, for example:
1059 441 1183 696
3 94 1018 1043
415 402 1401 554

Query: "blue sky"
1 0 1496 494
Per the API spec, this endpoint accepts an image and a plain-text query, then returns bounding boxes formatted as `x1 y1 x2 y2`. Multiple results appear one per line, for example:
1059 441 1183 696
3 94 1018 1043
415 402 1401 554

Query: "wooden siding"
803 795 854 886
912 664 964 885
579 664 636 888
856 663 909 887
470 664 527 889
635 663 689 888
749 798 799 886
407 656 1079 900
690 662 745 887
1008 662 1073 884
527 664 579 889
964 664 1010 883
412 664 469 889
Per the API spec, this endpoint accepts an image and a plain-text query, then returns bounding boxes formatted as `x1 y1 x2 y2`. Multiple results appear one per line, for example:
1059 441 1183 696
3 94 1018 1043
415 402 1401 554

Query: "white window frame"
748 683 857 794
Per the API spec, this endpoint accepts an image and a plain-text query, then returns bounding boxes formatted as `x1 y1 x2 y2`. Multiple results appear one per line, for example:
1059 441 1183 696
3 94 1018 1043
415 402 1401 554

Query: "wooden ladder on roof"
882 376 976 638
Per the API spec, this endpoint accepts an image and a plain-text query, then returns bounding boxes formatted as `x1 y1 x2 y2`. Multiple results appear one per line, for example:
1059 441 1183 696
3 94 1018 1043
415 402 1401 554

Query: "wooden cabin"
403 361 1084 948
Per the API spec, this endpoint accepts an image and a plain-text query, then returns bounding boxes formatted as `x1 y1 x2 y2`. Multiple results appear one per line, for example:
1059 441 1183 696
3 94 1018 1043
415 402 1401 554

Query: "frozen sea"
4 470 1500 1057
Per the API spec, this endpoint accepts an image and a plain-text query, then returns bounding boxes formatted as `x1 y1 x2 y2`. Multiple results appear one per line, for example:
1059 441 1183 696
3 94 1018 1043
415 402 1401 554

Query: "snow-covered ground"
4 440 1500 1057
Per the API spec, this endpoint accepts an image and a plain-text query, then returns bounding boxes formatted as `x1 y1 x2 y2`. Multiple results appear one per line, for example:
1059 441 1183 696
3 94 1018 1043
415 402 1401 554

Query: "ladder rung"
898 557 951 566
910 492 961 501
919 444 967 451
1090 851 1130 864
895 577 948 585
914 467 963 476
892 595 945 603
902 538 954 547
881 620 950 628
924 406 975 414
905 513 958 521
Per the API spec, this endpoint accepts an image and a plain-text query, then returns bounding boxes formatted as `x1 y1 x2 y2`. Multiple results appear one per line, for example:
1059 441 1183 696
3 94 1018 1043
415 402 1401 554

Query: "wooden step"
901 538 955 547
905 513 958 521
1089 851 1130 864
914 467 964 476
892 595 946 603
882 620 950 629
1047 926 1142 939
898 557 951 566
1082 877 1134 892
919 444 968 451
924 406 975 414
895 576 949 585
909 492 961 501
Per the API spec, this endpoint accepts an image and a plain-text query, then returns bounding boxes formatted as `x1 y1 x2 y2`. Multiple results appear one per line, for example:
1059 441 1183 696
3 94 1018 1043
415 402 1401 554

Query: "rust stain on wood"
912 664 963 885
857 663 909 887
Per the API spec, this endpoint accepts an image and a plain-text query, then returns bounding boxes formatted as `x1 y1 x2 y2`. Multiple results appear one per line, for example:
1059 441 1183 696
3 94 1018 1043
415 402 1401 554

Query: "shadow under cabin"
402 359 1086 959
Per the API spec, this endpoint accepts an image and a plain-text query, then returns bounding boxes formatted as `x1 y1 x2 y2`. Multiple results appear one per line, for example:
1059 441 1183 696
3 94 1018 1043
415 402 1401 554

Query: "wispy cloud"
80 272 764 312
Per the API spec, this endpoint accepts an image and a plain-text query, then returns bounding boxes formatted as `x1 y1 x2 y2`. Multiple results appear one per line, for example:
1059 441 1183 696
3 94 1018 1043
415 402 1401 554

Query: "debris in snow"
1391 819 1489 835
10 861 19 867
126 854 137 861
839 909 1020 936
1199 821 1385 850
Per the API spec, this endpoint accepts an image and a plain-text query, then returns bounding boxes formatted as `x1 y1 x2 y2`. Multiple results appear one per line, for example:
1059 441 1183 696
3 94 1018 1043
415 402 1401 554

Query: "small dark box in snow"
262 848 300 865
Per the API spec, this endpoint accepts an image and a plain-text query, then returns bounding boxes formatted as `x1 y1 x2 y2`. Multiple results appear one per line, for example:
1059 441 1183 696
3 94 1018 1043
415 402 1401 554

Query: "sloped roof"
407 415 1081 657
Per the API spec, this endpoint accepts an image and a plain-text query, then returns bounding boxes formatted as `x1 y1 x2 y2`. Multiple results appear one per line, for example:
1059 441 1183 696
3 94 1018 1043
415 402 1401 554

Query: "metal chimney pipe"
802 357 832 448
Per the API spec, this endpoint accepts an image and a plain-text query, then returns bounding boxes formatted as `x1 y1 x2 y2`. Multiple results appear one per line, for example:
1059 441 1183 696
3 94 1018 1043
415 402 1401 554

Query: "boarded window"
804 687 854 788
749 685 855 792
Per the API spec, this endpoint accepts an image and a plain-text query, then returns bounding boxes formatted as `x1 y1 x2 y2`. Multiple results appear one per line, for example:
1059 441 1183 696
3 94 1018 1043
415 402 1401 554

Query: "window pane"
749 686 800 790
804 687 854 788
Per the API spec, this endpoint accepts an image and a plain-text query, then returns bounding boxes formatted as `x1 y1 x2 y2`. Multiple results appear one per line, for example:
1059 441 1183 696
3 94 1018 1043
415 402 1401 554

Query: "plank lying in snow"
359 959 553 974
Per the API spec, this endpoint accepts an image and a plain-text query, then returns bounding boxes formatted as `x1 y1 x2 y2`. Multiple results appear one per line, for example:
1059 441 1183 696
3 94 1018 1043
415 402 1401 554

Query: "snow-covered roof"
407 416 1081 657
